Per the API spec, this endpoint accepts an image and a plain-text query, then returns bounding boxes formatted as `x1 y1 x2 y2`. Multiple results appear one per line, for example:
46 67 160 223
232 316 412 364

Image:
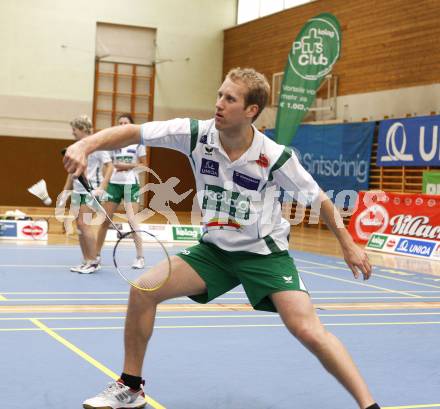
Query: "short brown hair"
70 115 93 135
118 113 135 124
226 67 270 121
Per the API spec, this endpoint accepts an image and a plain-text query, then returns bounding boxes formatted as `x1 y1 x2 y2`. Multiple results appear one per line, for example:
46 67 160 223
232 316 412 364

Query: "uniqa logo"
396 239 433 256
380 122 439 163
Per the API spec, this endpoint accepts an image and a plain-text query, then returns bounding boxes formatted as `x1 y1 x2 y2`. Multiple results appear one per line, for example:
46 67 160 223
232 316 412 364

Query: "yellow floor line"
3 301 440 314
29 319 166 409
0 294 7 301
1 320 439 332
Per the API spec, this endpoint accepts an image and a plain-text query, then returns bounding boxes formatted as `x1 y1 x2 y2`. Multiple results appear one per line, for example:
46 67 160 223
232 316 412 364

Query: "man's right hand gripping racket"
76 174 172 291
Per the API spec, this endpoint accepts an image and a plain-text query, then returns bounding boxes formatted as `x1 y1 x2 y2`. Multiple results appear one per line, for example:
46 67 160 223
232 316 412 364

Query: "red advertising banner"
348 191 440 244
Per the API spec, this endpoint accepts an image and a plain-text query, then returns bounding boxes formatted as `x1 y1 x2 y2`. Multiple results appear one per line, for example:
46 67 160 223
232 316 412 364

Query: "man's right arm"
64 124 141 177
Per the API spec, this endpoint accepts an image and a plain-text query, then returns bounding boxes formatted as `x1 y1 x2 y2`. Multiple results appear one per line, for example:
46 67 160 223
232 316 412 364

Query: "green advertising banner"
172 226 202 241
422 171 440 194
275 13 341 145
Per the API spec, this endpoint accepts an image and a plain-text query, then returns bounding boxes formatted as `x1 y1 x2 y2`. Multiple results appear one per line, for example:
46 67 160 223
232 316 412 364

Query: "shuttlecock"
28 179 52 206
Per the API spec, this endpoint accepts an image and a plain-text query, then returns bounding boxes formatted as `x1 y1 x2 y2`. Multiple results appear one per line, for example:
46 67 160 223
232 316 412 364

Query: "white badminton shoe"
132 257 145 269
76 260 100 274
83 380 146 409
70 261 86 272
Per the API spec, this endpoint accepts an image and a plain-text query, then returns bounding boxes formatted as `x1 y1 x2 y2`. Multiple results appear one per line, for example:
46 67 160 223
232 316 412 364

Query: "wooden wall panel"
0 136 70 207
0 136 196 211
147 147 197 212
224 0 440 95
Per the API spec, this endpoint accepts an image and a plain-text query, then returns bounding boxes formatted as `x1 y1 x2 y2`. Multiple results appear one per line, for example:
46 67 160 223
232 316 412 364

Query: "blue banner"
265 122 375 198
377 115 440 166
0 221 18 237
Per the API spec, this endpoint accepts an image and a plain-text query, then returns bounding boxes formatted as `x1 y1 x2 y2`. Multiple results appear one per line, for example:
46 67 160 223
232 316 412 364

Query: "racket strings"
113 230 171 291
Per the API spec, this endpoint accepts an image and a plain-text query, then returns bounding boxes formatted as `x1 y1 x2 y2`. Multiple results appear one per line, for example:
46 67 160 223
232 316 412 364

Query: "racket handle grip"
60 148 91 192
77 174 92 193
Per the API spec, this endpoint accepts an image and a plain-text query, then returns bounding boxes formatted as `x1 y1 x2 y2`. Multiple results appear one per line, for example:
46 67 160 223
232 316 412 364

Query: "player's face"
71 127 87 140
118 117 131 126
215 78 257 131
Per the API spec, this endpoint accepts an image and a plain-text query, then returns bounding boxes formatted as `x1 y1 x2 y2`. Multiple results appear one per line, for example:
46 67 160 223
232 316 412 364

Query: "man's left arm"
316 190 372 280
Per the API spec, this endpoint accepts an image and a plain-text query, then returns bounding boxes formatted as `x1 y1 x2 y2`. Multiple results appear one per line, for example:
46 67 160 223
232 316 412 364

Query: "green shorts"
177 241 308 313
104 182 140 203
71 192 100 209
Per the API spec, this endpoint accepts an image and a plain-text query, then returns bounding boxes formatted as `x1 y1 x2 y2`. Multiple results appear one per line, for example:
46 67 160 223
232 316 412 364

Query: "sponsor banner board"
348 191 440 244
366 232 440 261
172 225 202 241
0 220 48 241
377 115 440 167
422 171 440 195
105 224 202 243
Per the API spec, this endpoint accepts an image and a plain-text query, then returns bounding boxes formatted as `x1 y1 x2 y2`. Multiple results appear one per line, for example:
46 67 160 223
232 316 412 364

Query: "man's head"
226 68 270 121
215 67 270 131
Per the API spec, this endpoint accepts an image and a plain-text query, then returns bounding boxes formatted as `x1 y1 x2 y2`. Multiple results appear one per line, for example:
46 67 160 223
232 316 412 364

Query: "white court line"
3 290 440 295
3 312 440 321
297 258 440 289
298 269 421 298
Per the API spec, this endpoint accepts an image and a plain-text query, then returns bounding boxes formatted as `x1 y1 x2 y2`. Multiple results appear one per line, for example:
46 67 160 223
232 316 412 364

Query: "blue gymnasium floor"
1 242 440 409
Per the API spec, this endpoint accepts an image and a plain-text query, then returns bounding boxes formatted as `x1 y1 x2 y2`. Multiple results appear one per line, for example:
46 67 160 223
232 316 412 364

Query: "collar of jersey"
208 124 264 163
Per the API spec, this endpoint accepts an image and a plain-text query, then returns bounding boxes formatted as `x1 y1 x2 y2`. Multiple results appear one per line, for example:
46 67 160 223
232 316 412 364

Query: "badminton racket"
76 173 172 291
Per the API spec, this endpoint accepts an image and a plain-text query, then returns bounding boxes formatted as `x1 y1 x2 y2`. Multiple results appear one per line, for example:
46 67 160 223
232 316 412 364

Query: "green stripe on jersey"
263 235 282 253
190 119 199 153
268 147 292 182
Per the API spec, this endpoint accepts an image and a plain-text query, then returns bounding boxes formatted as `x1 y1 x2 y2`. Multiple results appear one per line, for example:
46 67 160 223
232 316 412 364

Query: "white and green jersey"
73 150 112 194
140 118 320 255
110 144 146 184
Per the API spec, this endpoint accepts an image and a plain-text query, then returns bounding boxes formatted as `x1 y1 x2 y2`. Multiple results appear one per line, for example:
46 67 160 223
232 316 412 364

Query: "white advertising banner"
0 219 48 241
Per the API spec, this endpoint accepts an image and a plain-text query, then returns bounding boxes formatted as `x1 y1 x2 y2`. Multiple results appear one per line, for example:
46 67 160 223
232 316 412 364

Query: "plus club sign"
301 28 322 54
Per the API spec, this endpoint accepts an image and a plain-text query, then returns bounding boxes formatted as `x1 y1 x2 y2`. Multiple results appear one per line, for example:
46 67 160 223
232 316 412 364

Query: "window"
237 0 314 24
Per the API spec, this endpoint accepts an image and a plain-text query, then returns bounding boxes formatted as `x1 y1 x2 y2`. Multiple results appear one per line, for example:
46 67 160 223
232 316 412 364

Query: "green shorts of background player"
95 182 144 269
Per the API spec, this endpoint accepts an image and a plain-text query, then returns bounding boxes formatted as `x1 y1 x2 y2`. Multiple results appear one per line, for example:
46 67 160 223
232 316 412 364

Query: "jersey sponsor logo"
256 153 270 168
200 134 208 144
115 155 135 163
202 184 251 220
233 171 260 191
394 238 436 257
200 159 219 177
204 146 214 156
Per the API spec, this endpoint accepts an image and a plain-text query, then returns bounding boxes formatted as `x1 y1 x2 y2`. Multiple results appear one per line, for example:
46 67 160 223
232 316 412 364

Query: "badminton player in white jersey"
95 113 147 269
64 69 380 409
63 115 113 274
